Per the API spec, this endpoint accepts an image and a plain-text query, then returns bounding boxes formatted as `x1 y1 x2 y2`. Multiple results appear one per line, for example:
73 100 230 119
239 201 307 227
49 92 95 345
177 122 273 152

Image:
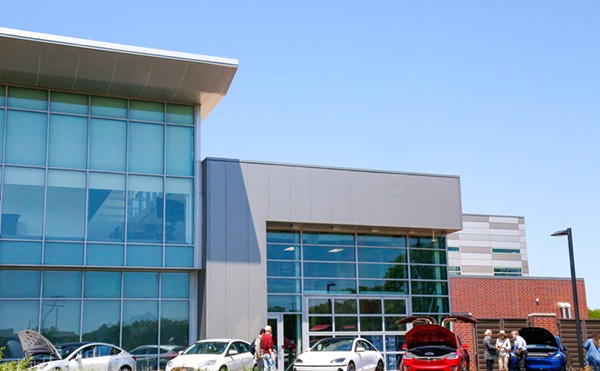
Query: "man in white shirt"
511 330 528 371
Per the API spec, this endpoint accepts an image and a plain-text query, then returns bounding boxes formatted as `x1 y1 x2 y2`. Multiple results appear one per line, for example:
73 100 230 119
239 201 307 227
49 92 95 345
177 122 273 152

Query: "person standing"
483 329 498 371
262 325 276 371
584 332 600 371
254 328 265 370
511 330 528 371
496 330 511 371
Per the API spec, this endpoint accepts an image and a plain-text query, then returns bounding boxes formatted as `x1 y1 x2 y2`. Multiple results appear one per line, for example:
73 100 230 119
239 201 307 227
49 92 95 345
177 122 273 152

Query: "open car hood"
17 330 61 359
519 327 559 348
405 324 458 349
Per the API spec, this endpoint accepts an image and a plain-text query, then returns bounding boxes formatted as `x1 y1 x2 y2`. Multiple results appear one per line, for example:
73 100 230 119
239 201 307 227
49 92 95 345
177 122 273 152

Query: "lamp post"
551 228 584 369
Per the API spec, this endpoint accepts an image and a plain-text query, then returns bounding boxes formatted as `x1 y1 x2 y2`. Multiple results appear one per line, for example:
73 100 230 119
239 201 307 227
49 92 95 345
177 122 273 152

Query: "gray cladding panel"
309 168 333 221
290 168 312 221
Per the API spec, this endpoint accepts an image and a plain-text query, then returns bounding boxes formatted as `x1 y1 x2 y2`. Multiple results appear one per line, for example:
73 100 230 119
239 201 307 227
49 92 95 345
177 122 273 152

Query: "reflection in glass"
303 279 356 294
50 91 88 115
303 245 354 262
410 265 447 280
122 300 158 350
303 262 355 278
5 110 47 166
0 86 4 106
130 101 164 122
302 233 354 246
82 300 120 344
411 296 449 314
266 231 299 244
161 301 189 346
48 115 87 168
410 281 448 296
0 300 39 336
0 270 41 298
91 96 127 118
362 335 384 352
384 334 406 351
84 272 122 298
127 244 162 267
45 170 86 240
308 316 332 332
358 264 407 279
86 244 124 266
334 299 357 314
267 261 300 277
335 317 357 332
358 280 408 295
161 273 190 299
267 295 301 312
360 317 383 331
359 299 382 314
0 109 4 160
384 300 407 315
44 243 84 265
88 173 125 242
165 245 193 267
308 299 331 314
90 118 126 171
41 300 81 343
358 248 407 263
267 278 301 294
385 318 407 332
129 122 164 174
409 237 446 249
410 249 447 265
166 104 194 125
8 87 47 110
267 244 300 260
357 235 406 247
127 175 163 243
165 178 193 244
0 241 42 265
124 272 158 298
166 125 193 176
43 271 82 298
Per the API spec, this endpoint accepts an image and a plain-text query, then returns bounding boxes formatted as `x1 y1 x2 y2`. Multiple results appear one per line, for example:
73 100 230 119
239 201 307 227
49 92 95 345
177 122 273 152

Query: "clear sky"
2 1 599 307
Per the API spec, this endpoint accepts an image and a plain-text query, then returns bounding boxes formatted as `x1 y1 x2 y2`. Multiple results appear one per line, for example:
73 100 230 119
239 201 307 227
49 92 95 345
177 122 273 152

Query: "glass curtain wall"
0 86 195 359
267 230 449 370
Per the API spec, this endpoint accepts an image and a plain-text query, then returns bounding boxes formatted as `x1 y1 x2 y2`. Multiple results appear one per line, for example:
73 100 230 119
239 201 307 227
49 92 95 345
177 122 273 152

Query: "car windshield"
311 338 354 352
184 342 227 355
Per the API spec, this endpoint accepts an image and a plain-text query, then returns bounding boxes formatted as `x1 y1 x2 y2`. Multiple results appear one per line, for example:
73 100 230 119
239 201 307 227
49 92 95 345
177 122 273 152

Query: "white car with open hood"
18 330 136 371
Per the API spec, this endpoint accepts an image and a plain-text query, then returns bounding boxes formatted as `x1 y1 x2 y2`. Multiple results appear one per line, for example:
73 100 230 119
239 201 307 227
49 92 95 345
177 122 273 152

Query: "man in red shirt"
262 325 275 371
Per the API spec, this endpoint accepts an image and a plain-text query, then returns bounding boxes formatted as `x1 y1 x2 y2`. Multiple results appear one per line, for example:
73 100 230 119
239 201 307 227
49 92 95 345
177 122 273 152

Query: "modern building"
447 214 529 277
0 28 465 371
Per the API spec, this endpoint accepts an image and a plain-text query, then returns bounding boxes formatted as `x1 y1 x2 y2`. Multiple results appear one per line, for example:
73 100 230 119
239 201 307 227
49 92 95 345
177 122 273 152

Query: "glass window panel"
161 273 190 299
82 300 120 343
308 316 332 332
303 279 356 294
2 167 45 239
8 87 47 110
267 278 301 294
48 114 87 168
0 85 4 106
267 295 301 313
411 296 449 314
334 299 357 314
50 91 88 115
362 336 384 352
124 272 159 298
303 245 355 262
357 235 406 247
84 271 122 298
409 236 446 249
0 300 39 340
267 261 300 277
165 245 193 267
90 118 126 171
129 122 164 174
358 247 407 263
0 270 41 298
165 178 193 244
358 280 408 295
161 301 190 346
410 249 447 265
5 110 47 165
267 231 299 244
360 317 383 332
166 104 194 125
43 271 82 298
360 299 382 315
88 173 125 242
335 317 357 332
0 109 4 160
123 300 158 350
41 300 81 343
130 100 164 122
410 265 448 280
385 318 407 332
308 299 331 314
127 244 162 267
91 96 127 118
358 264 407 279
302 233 354 246
0 241 42 264
166 125 193 176
86 244 124 266
385 334 406 352
303 262 355 278
46 170 86 240
267 243 300 261
127 175 163 243
410 281 448 296
384 300 407 315
44 242 84 265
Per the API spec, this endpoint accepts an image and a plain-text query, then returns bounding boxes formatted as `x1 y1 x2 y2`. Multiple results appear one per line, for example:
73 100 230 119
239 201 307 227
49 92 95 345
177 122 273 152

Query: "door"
268 314 284 371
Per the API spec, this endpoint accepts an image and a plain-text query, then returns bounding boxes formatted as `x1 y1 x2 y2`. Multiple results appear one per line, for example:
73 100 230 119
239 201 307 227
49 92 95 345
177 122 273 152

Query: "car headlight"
199 360 217 367
552 353 564 359
443 353 459 360
330 358 346 364
403 353 414 360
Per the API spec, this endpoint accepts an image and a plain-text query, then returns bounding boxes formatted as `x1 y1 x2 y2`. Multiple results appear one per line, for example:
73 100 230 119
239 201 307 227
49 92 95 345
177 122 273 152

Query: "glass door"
267 314 284 371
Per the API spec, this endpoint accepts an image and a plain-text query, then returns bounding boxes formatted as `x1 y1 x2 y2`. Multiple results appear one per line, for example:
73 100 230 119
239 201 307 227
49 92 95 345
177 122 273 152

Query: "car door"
69 345 102 371
235 341 255 370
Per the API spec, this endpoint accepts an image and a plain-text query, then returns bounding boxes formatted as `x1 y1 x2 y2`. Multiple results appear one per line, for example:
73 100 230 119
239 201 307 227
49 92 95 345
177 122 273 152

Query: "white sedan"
294 337 384 371
165 339 255 371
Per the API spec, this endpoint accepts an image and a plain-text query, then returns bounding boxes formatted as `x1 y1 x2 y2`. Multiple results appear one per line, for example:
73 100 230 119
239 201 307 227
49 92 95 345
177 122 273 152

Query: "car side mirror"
228 350 238 356
356 346 365 352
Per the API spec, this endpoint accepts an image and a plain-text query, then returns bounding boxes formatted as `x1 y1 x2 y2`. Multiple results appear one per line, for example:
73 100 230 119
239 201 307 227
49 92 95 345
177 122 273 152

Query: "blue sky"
2 1 599 308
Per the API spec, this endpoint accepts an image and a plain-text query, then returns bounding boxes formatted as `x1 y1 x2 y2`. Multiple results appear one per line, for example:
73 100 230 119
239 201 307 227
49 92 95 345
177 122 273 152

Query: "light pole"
551 228 584 369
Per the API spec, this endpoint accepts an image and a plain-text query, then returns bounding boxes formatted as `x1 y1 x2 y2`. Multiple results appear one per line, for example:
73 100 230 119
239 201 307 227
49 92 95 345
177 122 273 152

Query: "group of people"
483 330 527 371
253 325 276 371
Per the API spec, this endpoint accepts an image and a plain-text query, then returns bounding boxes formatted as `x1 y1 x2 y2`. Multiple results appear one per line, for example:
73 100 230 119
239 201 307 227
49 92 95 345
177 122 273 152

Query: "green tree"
588 308 600 319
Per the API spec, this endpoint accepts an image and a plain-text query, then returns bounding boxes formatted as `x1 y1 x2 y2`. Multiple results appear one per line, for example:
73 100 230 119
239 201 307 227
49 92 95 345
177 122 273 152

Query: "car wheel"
220 366 227 371
120 367 132 371
375 360 384 371
347 362 356 371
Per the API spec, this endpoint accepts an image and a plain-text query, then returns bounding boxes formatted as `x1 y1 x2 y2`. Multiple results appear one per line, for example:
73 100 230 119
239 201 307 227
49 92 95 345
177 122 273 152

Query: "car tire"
375 360 384 371
120 367 132 371
348 362 356 371
219 366 227 371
